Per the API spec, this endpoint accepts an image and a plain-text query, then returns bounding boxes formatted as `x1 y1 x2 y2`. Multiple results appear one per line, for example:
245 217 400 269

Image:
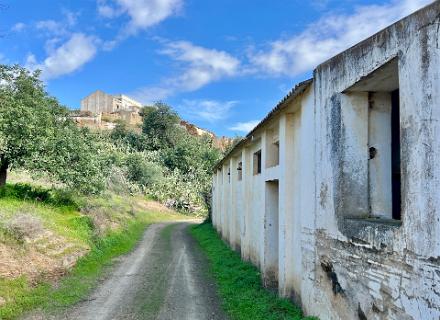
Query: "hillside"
0 171 187 319
69 110 232 151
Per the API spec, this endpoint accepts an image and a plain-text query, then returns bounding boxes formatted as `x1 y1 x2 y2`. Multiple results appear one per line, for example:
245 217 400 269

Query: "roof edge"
213 79 312 171
315 0 440 71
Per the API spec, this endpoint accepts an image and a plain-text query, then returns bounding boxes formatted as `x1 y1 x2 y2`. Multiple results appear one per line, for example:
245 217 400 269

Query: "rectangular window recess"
253 150 262 175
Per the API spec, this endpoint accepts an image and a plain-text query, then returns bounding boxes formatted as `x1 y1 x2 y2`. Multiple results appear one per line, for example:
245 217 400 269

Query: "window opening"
253 150 262 175
391 89 401 220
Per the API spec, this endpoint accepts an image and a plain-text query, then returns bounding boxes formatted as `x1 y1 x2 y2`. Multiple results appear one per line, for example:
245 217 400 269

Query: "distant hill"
69 110 232 151
179 120 232 150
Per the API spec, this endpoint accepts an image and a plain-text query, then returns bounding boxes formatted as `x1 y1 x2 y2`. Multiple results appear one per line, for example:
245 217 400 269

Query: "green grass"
0 197 92 246
0 183 185 320
0 220 149 319
0 183 78 208
191 222 317 320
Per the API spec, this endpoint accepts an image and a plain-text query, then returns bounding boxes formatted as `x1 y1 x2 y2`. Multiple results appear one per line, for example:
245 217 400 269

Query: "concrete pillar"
260 131 268 273
241 147 251 261
229 158 236 249
290 109 303 300
223 164 230 241
211 175 216 228
232 156 243 251
340 92 369 217
215 170 221 229
368 92 392 219
278 113 295 296
220 166 227 239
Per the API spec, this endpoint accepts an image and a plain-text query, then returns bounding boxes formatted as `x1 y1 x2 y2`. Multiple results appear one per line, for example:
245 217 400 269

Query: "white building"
80 90 142 114
212 2 440 319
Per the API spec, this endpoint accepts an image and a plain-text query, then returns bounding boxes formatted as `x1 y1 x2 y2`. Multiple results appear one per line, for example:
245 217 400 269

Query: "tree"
142 102 179 150
0 65 108 193
33 126 111 194
124 153 162 187
108 101 223 214
0 65 64 185
111 121 150 152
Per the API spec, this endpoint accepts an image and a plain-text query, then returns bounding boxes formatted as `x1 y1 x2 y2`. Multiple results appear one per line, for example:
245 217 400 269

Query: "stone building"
211 2 440 319
80 90 142 114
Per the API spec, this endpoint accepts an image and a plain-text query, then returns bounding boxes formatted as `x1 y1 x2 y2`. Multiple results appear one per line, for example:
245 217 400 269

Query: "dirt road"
27 223 227 320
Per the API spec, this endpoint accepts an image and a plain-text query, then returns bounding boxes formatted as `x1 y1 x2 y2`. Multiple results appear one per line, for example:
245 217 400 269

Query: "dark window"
237 162 243 181
391 89 401 220
253 150 262 175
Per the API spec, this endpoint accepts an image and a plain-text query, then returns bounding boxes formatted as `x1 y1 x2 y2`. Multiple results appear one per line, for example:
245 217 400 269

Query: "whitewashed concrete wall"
81 90 114 114
212 83 317 300
212 2 440 319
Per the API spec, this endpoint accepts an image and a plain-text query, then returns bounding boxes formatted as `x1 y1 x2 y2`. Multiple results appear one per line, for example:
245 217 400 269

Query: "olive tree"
142 103 180 150
0 65 108 193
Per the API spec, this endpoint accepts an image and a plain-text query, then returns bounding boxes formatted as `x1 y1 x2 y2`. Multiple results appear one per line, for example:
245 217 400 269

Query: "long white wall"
213 84 316 299
212 2 440 319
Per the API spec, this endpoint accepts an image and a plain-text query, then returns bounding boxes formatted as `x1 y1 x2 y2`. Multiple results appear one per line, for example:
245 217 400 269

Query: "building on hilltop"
75 91 233 146
78 90 143 127
211 2 440 319
80 90 142 114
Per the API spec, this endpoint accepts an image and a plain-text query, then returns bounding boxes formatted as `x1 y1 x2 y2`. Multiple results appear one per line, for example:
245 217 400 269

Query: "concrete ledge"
264 165 280 181
341 217 402 250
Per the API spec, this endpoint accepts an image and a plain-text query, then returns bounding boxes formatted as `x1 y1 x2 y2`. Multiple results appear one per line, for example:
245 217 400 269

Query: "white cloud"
98 4 120 18
99 0 182 35
97 0 122 18
229 120 260 133
132 41 240 102
161 41 240 91
35 11 79 38
11 22 26 32
26 33 98 80
64 10 79 27
251 0 433 76
36 20 63 34
310 0 331 10
178 99 238 122
130 86 173 104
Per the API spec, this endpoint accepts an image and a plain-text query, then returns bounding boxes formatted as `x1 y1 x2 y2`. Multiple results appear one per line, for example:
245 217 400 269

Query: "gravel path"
25 222 227 320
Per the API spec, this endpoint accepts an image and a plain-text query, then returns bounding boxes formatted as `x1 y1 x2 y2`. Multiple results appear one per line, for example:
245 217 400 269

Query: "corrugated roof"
214 79 312 171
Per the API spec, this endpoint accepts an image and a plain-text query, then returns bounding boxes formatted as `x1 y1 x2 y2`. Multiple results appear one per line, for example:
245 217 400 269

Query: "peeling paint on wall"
212 2 440 319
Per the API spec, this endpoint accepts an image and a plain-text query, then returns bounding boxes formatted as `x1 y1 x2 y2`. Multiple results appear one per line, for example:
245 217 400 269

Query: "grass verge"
1 220 152 319
0 184 185 319
191 222 317 320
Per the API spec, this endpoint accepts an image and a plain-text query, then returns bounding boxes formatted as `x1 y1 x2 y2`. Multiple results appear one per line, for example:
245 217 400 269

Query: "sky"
0 0 433 136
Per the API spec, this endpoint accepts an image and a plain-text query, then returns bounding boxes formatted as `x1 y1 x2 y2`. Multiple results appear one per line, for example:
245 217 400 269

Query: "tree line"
0 64 224 215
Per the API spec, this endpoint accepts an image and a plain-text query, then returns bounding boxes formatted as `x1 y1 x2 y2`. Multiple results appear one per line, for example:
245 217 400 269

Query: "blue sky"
0 0 432 136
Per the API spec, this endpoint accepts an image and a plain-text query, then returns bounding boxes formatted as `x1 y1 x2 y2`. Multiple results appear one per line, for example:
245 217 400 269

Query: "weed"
0 183 185 319
5 213 44 242
191 222 318 320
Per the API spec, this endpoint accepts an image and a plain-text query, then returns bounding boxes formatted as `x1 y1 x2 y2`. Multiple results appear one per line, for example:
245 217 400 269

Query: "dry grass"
0 211 89 282
5 214 44 242
0 185 186 285
7 170 62 190
0 189 186 319
0 172 188 319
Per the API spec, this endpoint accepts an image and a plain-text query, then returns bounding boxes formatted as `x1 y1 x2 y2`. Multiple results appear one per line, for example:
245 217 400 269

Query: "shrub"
0 183 77 208
0 65 110 195
148 168 206 215
125 153 163 188
105 166 139 195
